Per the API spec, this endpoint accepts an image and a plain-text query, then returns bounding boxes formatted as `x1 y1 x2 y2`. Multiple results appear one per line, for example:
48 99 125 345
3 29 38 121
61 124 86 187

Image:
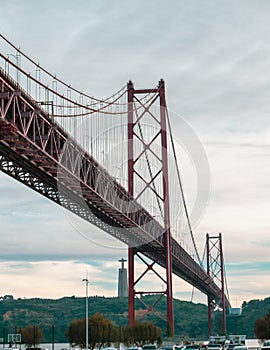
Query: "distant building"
228 307 242 316
118 258 128 297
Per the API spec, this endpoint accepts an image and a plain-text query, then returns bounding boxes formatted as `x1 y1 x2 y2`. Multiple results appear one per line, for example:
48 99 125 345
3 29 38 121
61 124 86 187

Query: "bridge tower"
127 80 174 336
206 233 227 336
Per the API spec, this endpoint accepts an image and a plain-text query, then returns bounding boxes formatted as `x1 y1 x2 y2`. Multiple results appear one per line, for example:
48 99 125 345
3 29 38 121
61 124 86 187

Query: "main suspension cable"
166 109 203 267
0 33 127 106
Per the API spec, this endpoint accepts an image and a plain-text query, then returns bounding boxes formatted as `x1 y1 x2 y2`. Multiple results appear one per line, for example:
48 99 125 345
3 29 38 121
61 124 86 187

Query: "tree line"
14 313 162 349
2 296 270 341
7 309 270 346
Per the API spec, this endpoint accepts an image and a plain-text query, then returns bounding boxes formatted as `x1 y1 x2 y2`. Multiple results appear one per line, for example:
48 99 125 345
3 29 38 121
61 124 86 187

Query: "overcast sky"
1 0 270 310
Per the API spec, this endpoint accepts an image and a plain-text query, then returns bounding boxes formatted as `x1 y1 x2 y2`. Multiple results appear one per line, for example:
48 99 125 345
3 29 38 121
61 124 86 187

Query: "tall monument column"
118 258 128 297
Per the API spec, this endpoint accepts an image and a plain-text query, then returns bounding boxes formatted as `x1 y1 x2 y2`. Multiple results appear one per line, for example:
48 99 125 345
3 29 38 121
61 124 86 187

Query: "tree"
89 313 118 349
123 321 162 346
66 313 117 349
21 325 44 347
65 318 85 348
254 309 270 341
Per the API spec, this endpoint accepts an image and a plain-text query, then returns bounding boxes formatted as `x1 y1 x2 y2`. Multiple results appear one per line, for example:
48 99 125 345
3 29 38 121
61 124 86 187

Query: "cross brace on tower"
207 233 227 336
127 79 174 336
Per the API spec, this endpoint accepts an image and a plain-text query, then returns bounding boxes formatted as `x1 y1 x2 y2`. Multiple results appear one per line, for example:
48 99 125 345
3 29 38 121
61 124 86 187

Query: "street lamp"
82 277 89 350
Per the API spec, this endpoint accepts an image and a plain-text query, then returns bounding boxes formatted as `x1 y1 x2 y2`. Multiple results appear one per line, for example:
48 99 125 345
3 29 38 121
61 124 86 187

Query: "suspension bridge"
0 34 231 336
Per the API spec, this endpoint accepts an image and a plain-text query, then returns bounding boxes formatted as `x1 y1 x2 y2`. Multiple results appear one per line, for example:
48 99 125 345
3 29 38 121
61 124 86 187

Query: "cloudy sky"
1 0 270 310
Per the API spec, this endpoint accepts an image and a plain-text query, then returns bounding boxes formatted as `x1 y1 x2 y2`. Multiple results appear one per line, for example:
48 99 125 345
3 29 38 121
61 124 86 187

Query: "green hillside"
0 295 269 343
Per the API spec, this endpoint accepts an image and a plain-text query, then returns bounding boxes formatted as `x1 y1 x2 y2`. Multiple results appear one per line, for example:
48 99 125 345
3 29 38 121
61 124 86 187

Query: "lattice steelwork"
127 80 174 335
206 233 227 336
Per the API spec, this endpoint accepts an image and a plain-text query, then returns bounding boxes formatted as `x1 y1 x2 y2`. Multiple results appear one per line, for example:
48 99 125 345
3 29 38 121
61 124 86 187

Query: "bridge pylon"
127 80 174 336
206 233 227 336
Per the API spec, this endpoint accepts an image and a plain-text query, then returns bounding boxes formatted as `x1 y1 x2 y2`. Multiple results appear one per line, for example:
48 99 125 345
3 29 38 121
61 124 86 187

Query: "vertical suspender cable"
166 109 203 267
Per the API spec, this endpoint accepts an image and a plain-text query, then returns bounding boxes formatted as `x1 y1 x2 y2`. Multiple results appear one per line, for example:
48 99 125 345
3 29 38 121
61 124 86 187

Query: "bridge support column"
127 80 174 337
128 247 135 326
127 82 135 328
206 233 227 336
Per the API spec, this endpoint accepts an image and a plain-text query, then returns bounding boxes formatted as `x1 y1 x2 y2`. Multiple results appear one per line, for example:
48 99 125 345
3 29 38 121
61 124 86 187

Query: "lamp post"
82 278 89 350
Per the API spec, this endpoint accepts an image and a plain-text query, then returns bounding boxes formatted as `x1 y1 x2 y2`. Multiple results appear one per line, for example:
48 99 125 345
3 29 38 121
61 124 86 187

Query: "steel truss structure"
127 80 174 335
0 67 230 337
207 233 227 336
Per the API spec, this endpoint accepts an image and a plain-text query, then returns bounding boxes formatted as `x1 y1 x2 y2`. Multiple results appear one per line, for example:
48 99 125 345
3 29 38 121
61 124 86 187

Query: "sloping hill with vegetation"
226 297 270 336
0 295 269 343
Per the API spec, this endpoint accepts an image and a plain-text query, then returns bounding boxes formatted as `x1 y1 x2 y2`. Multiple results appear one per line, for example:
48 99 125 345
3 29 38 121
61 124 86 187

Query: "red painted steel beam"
132 88 159 94
219 232 227 335
127 81 135 327
159 79 174 336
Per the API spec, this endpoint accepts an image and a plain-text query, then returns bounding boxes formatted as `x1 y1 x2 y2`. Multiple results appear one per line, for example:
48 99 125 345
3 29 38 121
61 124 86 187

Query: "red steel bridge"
0 34 231 336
